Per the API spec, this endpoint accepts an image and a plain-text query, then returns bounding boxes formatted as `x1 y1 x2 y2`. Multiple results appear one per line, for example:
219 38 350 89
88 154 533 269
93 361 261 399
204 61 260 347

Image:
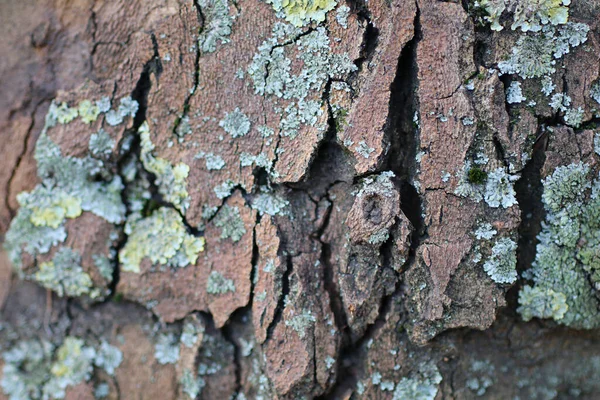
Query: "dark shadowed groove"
264 254 293 342
506 124 547 309
318 4 422 398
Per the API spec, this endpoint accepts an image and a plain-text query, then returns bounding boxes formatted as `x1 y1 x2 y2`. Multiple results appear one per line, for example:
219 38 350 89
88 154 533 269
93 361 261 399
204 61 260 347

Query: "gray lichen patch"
455 163 518 209
4 119 125 270
391 360 442 400
284 309 316 339
213 205 247 242
197 0 234 53
251 190 289 216
154 333 180 365
247 23 356 139
489 18 591 127
119 207 205 273
219 108 251 138
206 271 236 294
482 237 517 284
1 336 123 400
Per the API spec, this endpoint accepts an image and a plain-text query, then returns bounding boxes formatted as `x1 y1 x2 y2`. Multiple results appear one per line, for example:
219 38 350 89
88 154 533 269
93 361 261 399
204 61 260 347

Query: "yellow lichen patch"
268 0 337 27
29 193 82 229
119 208 204 273
139 123 191 213
78 99 101 124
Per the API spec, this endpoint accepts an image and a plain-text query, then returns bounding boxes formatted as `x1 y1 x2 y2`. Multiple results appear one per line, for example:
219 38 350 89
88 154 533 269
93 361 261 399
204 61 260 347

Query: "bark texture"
1 0 600 399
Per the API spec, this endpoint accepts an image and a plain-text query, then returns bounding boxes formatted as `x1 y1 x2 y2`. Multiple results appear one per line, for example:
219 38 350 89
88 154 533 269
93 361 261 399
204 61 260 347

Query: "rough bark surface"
2 0 600 399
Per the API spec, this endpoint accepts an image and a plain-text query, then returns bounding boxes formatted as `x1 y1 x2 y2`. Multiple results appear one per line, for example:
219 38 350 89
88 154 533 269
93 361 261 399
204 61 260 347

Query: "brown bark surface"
2 0 600 399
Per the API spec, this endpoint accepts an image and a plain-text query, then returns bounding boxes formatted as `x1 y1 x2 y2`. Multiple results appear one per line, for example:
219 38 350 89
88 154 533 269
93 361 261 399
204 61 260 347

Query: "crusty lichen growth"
247 23 356 138
4 101 125 294
251 190 289 216
284 310 316 339
518 162 600 328
206 271 236 294
35 247 100 298
455 163 518 208
219 108 251 138
266 0 337 27
119 207 205 273
197 0 233 53
180 368 205 399
479 0 570 32
1 336 123 400
213 205 247 242
139 122 191 213
498 23 589 79
392 360 442 400
154 333 180 365
483 237 518 284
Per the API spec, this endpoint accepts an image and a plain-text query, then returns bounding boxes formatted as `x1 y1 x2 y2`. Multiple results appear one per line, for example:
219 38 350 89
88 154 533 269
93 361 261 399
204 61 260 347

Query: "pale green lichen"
213 205 247 242
154 334 180 365
4 130 126 267
251 191 289 216
196 152 226 170
35 247 100 298
197 0 233 53
506 81 526 104
206 271 236 294
93 341 123 376
355 141 375 159
105 96 139 126
518 285 569 321
42 337 96 399
499 23 589 79
518 162 600 328
479 0 570 32
89 129 115 157
591 81 600 105
335 5 350 28
50 102 79 124
93 254 114 281
483 237 518 284
1 339 55 400
392 361 442 400
219 108 251 138
77 100 101 124
466 360 495 397
1 337 121 400
119 208 205 273
139 122 191 213
175 116 192 140
94 383 110 399
247 24 356 138
266 0 337 27
284 310 316 338
455 164 518 208
474 223 497 240
180 368 204 399
180 319 205 348
214 179 237 199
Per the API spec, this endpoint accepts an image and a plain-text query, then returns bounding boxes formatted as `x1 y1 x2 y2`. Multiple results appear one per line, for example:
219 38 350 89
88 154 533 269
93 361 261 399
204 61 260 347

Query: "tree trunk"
1 0 600 398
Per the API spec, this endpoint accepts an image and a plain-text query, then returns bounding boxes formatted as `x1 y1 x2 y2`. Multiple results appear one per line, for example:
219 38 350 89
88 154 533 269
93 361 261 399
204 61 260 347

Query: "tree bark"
1 0 600 399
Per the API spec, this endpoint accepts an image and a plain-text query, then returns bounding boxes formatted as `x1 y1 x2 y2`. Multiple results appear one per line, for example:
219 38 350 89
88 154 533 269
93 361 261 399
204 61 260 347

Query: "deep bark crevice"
109 34 163 300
